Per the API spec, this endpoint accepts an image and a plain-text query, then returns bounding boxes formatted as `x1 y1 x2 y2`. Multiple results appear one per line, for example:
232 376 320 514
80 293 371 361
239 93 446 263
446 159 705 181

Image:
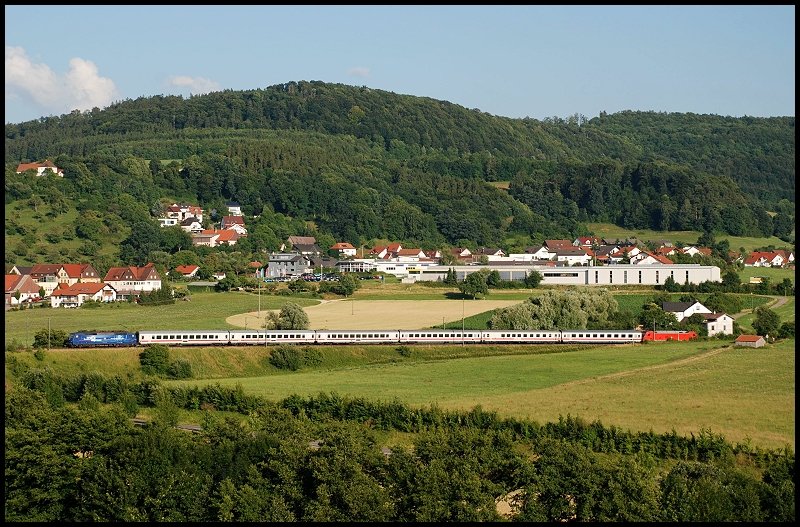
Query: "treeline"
4 372 795 522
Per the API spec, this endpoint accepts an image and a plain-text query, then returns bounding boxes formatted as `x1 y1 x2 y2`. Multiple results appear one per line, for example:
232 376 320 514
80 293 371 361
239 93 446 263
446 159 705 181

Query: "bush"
139 344 171 376
168 358 193 379
397 345 413 357
269 345 303 371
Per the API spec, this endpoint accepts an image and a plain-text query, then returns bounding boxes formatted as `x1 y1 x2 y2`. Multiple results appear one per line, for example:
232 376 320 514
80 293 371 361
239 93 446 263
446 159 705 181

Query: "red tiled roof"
51 282 110 296
5 274 22 291
175 265 199 274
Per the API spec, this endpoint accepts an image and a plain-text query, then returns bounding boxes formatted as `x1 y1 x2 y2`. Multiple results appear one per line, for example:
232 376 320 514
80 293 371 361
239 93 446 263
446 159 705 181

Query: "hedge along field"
167 338 795 451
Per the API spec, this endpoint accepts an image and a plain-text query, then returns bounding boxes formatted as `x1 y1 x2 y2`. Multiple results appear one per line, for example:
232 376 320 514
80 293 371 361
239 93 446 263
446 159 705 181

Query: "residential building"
103 263 161 300
331 242 357 257
266 253 314 278
174 265 200 278
661 301 712 323
701 312 734 336
50 282 118 308
15 159 64 177
5 274 41 308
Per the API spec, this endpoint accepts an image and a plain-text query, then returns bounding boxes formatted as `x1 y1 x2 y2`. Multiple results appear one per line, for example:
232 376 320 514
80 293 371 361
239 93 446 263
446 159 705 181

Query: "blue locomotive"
68 331 138 347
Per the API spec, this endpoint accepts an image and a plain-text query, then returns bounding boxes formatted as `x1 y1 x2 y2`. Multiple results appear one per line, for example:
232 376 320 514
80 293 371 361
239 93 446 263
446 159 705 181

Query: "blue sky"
5 5 795 124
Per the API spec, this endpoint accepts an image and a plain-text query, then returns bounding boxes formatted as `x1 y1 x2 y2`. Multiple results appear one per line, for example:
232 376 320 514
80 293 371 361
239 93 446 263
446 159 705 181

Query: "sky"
4 5 796 124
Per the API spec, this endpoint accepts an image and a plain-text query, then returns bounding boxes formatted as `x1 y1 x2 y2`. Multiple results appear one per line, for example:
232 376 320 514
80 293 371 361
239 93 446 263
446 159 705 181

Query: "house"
158 217 179 228
525 245 554 261
370 246 390 259
700 312 734 336
29 264 63 296
163 203 204 224
192 229 239 247
179 216 204 233
474 248 507 262
552 247 592 266
226 201 242 216
331 242 357 257
266 253 314 278
103 263 162 300
573 236 602 248
57 263 102 286
744 251 786 268
632 252 673 265
450 247 472 261
174 264 200 278
661 301 712 323
395 248 427 261
50 282 118 308
681 246 712 258
543 239 574 251
15 159 64 177
291 242 322 256
609 246 642 264
422 249 442 259
5 274 41 308
735 334 767 348
221 215 247 235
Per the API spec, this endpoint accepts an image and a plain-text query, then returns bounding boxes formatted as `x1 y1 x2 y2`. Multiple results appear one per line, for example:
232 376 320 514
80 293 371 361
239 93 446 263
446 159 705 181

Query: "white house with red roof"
191 229 240 247
5 274 41 308
103 263 161 299
331 242 357 257
15 159 64 177
57 263 102 285
744 251 788 268
220 215 247 235
50 282 117 308
174 264 200 278
632 252 673 265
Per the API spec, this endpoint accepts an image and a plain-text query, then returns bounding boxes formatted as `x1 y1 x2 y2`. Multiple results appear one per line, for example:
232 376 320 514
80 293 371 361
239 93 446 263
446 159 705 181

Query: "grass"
738 266 795 287
156 338 794 451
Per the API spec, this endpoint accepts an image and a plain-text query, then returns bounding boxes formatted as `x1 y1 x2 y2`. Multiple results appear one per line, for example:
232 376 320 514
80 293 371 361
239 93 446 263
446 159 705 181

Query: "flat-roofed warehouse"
406 264 721 286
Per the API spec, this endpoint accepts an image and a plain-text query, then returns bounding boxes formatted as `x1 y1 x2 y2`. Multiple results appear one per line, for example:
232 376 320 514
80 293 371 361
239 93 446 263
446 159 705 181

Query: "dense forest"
4 80 795 268
4 377 795 522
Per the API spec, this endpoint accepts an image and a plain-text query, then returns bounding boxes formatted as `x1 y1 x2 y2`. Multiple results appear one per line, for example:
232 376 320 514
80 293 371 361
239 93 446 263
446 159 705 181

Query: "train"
67 329 697 348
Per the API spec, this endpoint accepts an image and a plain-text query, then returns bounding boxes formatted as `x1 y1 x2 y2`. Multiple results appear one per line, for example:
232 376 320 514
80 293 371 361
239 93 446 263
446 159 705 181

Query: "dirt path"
557 345 731 388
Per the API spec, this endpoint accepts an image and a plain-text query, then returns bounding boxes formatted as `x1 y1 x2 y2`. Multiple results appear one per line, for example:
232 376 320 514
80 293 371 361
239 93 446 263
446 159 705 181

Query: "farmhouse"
15 159 64 177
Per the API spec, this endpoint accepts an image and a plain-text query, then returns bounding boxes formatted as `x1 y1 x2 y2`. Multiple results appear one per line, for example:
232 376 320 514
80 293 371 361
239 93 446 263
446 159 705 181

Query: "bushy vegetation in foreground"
5 377 795 522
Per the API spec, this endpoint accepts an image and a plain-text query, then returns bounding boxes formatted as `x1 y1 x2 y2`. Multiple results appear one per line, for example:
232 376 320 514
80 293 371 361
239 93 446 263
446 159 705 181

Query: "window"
638 271 642 284
624 270 628 284
595 270 599 284
655 271 660 284
609 271 613 284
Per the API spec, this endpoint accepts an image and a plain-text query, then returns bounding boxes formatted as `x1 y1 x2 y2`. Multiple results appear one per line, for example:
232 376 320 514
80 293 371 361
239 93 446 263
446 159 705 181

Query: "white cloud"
347 66 370 78
5 46 119 118
166 75 221 95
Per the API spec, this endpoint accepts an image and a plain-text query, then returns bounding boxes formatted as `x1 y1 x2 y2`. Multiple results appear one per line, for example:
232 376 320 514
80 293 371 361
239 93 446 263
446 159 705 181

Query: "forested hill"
5 80 794 205
4 81 795 257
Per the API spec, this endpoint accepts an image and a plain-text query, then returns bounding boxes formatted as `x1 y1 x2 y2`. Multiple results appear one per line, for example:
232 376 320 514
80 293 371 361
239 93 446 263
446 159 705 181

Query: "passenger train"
67 329 695 347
